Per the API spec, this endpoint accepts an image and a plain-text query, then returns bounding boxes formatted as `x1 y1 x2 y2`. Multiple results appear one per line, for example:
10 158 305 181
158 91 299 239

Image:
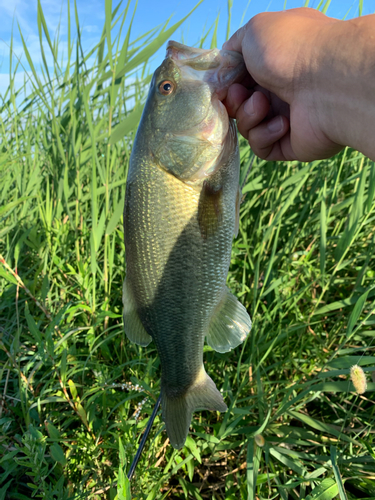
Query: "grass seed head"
254 434 265 447
350 365 367 394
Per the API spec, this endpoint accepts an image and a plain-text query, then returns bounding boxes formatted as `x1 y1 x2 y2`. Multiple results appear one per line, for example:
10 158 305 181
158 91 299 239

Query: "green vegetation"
1 1 375 499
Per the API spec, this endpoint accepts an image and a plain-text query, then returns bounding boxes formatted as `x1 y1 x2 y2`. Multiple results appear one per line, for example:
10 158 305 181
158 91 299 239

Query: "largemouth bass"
123 41 252 449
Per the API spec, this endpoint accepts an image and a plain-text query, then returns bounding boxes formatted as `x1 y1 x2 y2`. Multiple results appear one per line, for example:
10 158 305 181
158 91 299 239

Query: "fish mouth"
166 40 246 102
159 41 244 182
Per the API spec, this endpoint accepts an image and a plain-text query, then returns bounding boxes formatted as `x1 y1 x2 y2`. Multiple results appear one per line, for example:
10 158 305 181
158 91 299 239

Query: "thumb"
222 24 248 53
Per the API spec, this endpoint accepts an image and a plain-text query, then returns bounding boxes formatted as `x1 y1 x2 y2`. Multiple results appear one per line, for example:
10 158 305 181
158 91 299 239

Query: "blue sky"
0 0 373 96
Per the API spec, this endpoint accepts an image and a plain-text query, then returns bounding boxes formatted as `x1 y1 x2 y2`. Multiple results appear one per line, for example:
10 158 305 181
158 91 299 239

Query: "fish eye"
159 80 174 96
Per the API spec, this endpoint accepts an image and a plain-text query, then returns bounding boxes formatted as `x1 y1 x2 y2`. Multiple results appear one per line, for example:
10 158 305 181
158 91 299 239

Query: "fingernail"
244 94 255 116
267 116 283 133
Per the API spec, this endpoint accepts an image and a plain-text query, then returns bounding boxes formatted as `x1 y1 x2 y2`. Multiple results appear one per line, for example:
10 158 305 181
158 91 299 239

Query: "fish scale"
123 41 252 448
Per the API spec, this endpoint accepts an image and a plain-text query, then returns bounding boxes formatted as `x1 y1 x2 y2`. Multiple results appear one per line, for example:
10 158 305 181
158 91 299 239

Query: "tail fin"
161 368 227 449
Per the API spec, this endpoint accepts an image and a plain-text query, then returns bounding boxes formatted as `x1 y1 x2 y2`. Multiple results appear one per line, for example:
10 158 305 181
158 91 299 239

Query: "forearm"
309 15 375 160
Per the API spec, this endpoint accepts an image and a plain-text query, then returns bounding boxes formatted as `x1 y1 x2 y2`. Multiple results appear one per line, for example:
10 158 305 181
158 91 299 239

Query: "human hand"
223 8 345 162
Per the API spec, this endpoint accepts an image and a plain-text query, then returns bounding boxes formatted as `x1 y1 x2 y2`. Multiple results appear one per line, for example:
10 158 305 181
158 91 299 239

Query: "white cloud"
82 25 99 33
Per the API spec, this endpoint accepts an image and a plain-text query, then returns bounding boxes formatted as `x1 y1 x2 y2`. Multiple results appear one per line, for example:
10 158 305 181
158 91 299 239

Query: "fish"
123 40 252 449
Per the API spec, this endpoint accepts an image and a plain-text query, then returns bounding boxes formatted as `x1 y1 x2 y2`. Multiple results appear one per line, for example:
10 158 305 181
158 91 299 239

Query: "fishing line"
127 394 162 480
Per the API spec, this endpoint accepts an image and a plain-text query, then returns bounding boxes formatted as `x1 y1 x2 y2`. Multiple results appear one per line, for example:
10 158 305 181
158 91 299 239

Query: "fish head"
139 41 245 182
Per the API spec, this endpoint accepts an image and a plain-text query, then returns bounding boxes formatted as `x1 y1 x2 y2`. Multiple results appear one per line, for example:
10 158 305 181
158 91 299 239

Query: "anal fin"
206 286 251 353
122 279 152 347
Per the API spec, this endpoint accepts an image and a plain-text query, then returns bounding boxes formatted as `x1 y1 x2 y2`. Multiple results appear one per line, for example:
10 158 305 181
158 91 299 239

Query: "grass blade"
320 179 327 276
330 446 348 500
305 478 338 500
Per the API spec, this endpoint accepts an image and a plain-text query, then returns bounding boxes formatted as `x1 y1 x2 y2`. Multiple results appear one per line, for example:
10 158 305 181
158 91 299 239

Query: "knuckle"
248 137 269 160
248 12 267 29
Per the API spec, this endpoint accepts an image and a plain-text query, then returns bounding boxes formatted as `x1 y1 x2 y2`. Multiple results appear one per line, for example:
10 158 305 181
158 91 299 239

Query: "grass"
1 1 375 499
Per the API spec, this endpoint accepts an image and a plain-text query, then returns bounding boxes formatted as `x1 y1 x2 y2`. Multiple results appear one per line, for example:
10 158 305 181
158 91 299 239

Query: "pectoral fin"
197 180 223 239
122 279 152 346
206 286 251 353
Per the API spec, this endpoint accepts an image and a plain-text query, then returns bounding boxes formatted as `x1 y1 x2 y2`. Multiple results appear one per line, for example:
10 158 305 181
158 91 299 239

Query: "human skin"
223 8 375 162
